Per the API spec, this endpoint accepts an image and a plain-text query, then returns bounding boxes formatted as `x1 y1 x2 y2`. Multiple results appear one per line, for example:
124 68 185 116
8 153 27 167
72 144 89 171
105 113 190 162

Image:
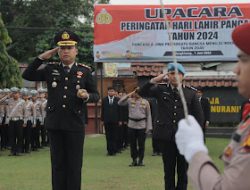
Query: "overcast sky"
109 0 249 5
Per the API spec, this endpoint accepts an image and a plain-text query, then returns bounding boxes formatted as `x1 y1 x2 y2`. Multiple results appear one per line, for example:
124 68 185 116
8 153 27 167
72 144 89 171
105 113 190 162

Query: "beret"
232 23 250 55
167 62 186 75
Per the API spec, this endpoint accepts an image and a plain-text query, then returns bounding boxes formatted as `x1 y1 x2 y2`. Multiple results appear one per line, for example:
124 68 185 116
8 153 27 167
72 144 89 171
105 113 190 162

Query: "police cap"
3 88 10 93
30 90 38 96
54 29 79 47
167 63 186 75
10 87 20 93
37 88 47 93
232 23 250 55
20 88 29 96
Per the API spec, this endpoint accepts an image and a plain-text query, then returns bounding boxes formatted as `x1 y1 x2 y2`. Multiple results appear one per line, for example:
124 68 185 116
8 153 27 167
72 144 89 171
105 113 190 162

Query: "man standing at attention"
22 29 99 190
139 63 203 190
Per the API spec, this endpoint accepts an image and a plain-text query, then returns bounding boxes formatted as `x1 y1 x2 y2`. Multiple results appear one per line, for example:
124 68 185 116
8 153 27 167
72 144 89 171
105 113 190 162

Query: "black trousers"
104 122 117 155
48 130 84 190
128 128 146 161
23 120 32 152
159 140 188 190
9 120 23 154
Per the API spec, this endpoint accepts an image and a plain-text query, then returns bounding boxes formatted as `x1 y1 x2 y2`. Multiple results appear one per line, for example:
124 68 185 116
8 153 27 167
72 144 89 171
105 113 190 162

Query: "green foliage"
0 13 22 88
0 0 110 70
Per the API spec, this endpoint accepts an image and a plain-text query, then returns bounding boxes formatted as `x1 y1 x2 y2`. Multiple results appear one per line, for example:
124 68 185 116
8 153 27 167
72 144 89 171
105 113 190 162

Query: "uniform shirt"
40 98 47 122
23 99 35 123
22 58 99 131
0 101 5 123
118 96 152 131
188 114 250 190
6 98 25 121
33 100 43 120
139 82 204 141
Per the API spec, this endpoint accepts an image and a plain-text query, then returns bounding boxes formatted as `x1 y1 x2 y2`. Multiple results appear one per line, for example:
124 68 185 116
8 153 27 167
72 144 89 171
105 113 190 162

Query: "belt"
10 117 22 121
129 117 146 122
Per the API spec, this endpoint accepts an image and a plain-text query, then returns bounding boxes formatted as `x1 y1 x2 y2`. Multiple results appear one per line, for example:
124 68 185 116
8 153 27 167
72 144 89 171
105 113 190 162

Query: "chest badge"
52 81 57 88
77 71 84 78
76 85 80 90
224 146 232 158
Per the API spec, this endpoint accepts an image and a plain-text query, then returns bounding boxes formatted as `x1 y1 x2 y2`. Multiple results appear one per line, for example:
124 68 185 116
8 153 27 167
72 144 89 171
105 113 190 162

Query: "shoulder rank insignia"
48 62 59 65
78 63 91 70
186 86 197 91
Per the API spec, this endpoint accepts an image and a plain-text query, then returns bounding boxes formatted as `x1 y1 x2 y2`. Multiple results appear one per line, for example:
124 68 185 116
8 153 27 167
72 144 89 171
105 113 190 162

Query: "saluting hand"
38 47 59 60
150 73 168 84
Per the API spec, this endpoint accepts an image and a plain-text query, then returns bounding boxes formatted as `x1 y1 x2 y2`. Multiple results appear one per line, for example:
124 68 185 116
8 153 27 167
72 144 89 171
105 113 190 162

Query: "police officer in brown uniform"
139 63 204 190
175 22 250 190
21 88 34 153
22 29 99 190
6 87 25 156
118 88 152 166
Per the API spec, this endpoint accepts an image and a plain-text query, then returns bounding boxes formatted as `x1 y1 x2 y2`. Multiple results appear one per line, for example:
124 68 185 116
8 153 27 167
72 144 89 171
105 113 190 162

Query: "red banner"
94 4 250 62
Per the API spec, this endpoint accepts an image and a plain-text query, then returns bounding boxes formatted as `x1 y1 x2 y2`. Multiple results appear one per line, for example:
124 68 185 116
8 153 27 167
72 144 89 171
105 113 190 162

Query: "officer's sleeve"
22 58 46 81
118 95 129 106
138 82 157 97
84 71 99 103
191 93 204 127
145 100 153 131
204 98 211 122
188 151 250 190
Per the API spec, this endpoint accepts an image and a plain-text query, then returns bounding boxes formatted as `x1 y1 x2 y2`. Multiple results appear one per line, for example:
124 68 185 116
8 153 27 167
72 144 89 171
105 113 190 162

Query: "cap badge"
62 32 70 40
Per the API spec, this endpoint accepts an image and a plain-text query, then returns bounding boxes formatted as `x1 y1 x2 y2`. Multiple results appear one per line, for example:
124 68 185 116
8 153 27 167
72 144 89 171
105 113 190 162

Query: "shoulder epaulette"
48 62 59 65
185 85 197 91
78 63 91 70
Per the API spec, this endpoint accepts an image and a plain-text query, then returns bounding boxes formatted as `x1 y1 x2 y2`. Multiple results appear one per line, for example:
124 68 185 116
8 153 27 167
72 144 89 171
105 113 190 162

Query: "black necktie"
173 88 179 98
63 66 70 73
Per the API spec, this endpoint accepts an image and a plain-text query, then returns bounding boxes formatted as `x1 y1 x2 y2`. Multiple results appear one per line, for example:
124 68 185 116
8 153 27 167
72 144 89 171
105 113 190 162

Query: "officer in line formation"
0 87 49 156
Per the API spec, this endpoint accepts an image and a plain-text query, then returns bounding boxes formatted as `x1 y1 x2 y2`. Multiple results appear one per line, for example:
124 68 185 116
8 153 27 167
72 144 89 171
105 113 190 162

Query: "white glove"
175 115 208 162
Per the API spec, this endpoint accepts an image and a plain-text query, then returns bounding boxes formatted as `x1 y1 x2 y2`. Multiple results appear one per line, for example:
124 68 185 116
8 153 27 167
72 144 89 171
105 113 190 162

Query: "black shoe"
152 152 157 156
129 160 137 167
137 160 145 166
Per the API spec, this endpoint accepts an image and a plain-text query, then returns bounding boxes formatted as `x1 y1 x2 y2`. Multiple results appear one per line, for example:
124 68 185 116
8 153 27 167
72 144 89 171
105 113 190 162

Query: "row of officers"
0 87 49 156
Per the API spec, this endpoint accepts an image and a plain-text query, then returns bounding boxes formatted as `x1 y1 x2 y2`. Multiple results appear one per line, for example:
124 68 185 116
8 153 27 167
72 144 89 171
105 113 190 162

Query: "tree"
0 0 110 68
0 13 22 88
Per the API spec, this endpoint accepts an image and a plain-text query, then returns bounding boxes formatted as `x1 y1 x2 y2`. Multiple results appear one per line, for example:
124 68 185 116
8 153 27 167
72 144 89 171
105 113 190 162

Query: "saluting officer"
175 22 250 190
138 63 204 190
6 87 25 156
22 29 99 190
119 88 152 166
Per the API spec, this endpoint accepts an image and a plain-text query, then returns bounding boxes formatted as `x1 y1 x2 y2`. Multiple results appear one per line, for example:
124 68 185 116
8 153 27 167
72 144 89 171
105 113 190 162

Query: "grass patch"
0 136 229 190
